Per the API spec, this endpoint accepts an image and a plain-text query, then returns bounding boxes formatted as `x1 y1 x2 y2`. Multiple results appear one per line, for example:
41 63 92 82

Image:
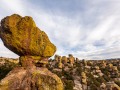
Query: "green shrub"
0 61 18 80
62 70 74 80
64 80 74 90
90 84 98 90
115 80 120 87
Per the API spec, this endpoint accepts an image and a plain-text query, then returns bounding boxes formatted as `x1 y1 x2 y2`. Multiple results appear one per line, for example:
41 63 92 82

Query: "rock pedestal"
0 14 63 90
75 58 79 63
54 55 59 62
58 56 63 69
81 72 87 85
61 56 68 64
0 66 63 90
68 54 75 67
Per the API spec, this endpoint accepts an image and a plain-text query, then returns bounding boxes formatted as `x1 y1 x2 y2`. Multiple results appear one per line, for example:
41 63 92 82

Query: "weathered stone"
0 67 63 90
61 56 67 64
73 80 82 90
0 14 63 90
82 59 87 66
54 55 59 62
0 14 56 58
58 56 62 63
58 62 62 69
81 72 87 85
57 56 62 69
106 82 120 90
100 83 106 89
81 72 86 78
75 58 79 63
68 54 75 66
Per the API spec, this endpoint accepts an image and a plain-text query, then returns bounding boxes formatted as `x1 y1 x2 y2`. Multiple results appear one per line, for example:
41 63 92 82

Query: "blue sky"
0 0 120 59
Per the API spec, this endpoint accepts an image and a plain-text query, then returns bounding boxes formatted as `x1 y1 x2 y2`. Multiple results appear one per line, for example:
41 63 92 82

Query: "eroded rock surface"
0 14 63 90
0 14 56 58
0 67 63 90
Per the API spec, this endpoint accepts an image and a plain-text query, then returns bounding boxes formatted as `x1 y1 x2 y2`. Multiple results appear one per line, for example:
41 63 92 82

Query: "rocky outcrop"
0 14 56 64
0 14 63 90
68 54 75 67
0 67 63 90
61 56 67 64
73 80 82 90
58 56 62 69
81 72 87 85
54 55 59 62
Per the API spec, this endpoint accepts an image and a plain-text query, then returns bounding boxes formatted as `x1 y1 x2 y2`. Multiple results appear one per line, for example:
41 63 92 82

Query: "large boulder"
0 14 56 58
0 67 63 90
0 14 63 90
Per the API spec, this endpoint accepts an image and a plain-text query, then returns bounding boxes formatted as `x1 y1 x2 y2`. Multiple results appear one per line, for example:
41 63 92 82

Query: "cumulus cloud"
0 0 120 59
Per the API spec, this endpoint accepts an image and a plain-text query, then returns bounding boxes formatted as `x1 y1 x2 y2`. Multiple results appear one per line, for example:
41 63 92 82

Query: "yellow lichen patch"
0 85 9 90
31 69 63 90
0 14 56 58
0 14 63 90
43 43 56 57
32 70 41 78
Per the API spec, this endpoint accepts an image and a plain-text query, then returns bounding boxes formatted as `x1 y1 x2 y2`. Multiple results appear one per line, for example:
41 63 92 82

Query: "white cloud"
0 40 18 58
0 0 27 16
87 16 117 41
0 0 120 59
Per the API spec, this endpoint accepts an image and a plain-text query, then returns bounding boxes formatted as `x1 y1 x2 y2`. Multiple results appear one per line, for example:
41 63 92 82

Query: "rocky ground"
47 54 120 90
0 14 119 90
0 56 120 90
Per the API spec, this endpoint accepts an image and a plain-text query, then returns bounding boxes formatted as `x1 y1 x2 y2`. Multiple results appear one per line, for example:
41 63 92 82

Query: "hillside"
0 56 120 90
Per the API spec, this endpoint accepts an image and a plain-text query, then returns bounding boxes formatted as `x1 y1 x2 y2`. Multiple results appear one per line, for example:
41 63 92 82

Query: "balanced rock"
0 14 56 59
0 14 63 90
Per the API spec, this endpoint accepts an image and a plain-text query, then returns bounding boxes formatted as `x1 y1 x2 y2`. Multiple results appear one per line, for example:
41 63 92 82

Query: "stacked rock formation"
53 54 76 68
68 54 75 67
81 72 87 85
75 58 79 63
61 56 67 64
54 54 59 62
58 56 62 69
0 14 63 90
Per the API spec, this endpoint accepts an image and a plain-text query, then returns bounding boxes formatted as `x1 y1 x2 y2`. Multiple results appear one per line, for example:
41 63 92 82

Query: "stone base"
0 67 63 90
19 56 48 68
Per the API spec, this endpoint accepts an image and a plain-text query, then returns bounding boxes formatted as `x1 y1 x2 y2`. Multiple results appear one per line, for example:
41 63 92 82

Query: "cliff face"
0 14 63 90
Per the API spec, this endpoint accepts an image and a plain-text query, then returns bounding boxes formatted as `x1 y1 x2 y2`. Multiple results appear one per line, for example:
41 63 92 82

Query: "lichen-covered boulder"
0 67 63 90
0 14 56 58
0 14 63 90
61 56 68 64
